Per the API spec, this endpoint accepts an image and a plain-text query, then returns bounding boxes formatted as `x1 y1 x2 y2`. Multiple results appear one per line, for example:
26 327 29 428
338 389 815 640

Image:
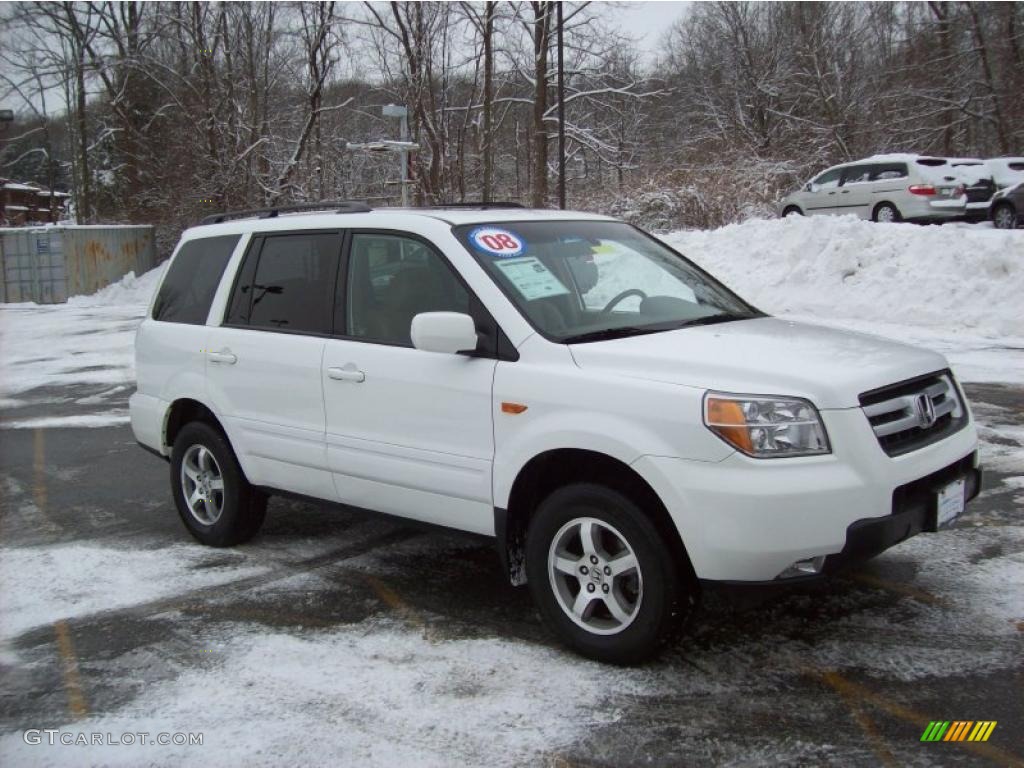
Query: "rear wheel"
872 202 901 223
171 421 267 546
993 203 1018 230
782 206 803 217
525 483 694 664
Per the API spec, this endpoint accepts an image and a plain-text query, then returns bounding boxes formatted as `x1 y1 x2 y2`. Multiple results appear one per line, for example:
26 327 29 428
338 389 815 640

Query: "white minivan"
131 203 981 663
780 154 966 223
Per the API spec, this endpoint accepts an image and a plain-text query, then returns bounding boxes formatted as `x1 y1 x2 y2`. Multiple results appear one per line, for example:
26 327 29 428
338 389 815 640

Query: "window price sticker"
494 256 570 301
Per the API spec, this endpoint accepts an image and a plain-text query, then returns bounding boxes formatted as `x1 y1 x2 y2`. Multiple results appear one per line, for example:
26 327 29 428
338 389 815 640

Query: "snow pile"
663 215 1024 338
67 266 164 308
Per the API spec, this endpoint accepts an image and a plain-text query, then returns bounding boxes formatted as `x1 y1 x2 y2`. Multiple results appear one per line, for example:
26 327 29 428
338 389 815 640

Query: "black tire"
872 202 901 223
170 421 267 546
782 206 803 217
525 483 695 664
992 202 1018 230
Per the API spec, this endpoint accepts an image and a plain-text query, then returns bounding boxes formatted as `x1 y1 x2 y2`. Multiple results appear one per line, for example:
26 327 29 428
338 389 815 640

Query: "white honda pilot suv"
131 202 981 663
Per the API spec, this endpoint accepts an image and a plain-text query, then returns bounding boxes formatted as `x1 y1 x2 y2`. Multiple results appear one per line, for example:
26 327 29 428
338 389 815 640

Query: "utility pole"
556 2 566 210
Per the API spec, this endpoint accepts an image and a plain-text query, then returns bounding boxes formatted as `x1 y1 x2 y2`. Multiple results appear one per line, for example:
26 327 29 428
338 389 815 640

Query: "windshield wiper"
561 326 664 344
672 312 756 329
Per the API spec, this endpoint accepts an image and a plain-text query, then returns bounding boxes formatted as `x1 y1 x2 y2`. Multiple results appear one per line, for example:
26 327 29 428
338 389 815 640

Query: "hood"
568 317 948 410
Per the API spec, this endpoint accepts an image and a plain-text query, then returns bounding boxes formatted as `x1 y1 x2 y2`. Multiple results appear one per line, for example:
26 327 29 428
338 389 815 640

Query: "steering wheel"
602 288 647 313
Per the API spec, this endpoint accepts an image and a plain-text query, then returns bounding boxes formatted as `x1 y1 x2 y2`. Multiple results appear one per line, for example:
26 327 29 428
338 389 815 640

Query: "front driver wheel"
783 206 803 217
993 203 1018 230
526 483 695 664
872 202 901 223
171 421 267 546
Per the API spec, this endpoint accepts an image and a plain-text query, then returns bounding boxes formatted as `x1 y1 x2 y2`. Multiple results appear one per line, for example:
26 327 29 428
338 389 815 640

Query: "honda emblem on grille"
915 394 937 429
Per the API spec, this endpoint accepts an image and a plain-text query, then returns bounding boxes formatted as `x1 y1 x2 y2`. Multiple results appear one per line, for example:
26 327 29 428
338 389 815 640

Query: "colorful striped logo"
921 721 997 742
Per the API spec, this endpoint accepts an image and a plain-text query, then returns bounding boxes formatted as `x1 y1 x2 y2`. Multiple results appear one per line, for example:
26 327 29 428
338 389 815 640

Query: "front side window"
455 221 759 343
231 232 340 334
346 233 470 346
152 235 239 324
812 168 843 189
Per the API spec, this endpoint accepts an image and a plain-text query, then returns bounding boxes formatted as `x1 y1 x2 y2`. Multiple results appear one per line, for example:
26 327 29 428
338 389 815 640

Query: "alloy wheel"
180 444 225 525
547 517 643 635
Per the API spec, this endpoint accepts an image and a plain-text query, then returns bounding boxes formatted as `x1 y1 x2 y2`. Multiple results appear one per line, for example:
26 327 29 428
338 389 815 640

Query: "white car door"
837 165 874 218
205 231 343 501
323 231 497 535
804 167 845 215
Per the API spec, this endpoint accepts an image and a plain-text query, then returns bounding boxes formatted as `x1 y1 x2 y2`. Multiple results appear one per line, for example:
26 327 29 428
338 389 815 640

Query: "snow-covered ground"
0 267 162 426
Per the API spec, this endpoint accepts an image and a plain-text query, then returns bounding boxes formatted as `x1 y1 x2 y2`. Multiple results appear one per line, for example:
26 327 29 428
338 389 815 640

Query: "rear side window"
871 163 907 181
152 235 240 324
842 166 872 184
230 232 341 335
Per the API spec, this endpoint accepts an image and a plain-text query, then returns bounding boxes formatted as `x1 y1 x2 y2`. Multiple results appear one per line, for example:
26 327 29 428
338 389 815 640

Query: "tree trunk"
482 1 495 202
531 2 550 208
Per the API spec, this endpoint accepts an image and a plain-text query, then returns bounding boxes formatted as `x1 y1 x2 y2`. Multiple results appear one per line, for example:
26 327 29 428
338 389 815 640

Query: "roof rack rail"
417 201 525 210
199 200 372 226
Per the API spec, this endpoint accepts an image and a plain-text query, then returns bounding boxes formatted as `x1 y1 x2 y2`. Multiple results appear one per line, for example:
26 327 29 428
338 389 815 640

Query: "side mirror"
805 182 815 193
411 312 478 355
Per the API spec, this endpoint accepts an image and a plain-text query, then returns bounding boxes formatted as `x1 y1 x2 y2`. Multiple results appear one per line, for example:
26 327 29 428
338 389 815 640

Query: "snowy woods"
1 1 1022 239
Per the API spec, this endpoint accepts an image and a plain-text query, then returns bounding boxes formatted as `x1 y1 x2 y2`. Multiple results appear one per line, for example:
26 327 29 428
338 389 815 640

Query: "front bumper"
634 406 980 582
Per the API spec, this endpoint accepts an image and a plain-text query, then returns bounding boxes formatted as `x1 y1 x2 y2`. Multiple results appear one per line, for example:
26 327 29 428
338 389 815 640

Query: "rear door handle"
207 349 237 364
327 365 365 383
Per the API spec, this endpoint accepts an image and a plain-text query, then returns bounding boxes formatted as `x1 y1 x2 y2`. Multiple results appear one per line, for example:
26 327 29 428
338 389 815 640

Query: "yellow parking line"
814 670 1022 767
851 572 948 607
32 428 48 517
364 574 436 642
823 673 898 768
53 620 88 720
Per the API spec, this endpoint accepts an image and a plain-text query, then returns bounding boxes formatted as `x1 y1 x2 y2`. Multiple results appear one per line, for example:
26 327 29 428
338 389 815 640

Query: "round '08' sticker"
469 227 525 257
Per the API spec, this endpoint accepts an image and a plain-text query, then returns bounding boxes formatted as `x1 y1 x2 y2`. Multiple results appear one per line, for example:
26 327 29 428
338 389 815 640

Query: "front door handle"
327 365 365 383
207 349 237 364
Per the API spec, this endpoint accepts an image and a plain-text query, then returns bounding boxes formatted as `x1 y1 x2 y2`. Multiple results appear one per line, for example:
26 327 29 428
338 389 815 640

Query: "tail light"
908 185 937 196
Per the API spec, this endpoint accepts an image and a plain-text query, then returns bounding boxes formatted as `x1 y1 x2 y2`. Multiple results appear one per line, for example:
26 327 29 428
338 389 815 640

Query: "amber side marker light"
501 402 528 414
705 397 754 453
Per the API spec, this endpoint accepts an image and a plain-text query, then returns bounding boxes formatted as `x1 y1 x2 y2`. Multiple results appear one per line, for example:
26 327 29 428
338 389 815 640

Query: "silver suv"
780 154 966 223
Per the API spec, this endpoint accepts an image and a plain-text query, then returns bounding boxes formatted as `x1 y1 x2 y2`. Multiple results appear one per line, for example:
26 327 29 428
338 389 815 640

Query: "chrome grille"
859 372 966 456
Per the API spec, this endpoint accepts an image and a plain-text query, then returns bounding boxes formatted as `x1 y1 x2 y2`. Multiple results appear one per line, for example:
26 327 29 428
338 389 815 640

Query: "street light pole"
382 104 411 206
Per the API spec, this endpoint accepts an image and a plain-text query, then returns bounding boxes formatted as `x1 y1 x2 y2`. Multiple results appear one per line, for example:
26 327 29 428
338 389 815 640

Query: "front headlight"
703 392 830 458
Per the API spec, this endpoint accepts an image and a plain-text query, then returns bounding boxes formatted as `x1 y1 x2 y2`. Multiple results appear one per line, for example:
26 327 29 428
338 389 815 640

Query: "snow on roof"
37 190 71 197
2 182 42 192
3 205 31 211
862 153 947 164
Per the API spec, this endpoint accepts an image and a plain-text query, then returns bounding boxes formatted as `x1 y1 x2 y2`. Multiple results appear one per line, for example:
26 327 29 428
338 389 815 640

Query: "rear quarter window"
152 235 240 324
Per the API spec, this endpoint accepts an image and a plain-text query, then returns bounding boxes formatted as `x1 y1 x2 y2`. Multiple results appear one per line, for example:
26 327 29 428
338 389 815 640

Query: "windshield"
454 220 760 343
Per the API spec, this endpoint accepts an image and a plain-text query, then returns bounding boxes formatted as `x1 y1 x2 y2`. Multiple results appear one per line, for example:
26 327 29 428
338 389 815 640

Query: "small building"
0 179 71 226
0 225 157 303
